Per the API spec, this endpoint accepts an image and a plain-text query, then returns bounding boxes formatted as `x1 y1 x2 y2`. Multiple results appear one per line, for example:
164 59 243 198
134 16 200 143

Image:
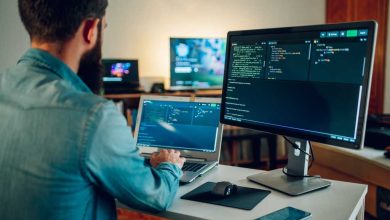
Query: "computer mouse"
385 146 390 159
211 181 238 197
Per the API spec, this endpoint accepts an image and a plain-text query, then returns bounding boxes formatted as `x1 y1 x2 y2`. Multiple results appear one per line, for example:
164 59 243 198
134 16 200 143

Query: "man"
0 0 185 219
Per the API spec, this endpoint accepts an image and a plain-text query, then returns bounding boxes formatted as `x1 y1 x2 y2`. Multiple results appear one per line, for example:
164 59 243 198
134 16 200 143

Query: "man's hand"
150 149 186 169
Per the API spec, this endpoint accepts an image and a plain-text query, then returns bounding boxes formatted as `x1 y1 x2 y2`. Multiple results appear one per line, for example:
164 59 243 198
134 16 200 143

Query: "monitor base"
247 168 331 196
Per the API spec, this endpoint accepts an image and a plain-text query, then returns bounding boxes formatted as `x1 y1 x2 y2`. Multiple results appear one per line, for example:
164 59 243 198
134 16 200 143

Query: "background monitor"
170 38 226 90
220 21 377 195
102 59 140 93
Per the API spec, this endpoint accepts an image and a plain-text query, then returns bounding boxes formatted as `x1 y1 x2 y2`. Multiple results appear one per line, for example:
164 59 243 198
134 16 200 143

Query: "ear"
82 18 100 48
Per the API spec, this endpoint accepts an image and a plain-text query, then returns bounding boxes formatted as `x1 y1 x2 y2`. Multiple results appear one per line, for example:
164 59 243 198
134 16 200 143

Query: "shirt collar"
18 48 92 93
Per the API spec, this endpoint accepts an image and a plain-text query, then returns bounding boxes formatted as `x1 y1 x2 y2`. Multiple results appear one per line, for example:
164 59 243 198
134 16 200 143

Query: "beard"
77 24 104 95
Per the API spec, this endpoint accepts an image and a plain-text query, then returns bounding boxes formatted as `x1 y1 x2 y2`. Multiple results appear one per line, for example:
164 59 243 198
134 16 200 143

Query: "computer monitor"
102 59 140 94
220 21 377 195
170 38 226 90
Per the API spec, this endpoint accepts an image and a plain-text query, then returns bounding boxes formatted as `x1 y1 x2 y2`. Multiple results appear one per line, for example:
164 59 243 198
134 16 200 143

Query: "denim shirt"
0 48 182 220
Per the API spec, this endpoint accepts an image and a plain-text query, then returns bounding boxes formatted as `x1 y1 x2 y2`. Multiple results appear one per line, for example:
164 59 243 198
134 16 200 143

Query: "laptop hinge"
185 157 207 162
141 153 207 162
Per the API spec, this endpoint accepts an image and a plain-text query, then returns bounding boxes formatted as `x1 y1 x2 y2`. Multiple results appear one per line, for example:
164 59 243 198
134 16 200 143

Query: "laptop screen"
136 100 221 152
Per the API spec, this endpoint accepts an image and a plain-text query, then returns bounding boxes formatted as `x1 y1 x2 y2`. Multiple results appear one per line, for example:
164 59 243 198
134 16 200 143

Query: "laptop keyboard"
145 159 206 172
182 162 206 172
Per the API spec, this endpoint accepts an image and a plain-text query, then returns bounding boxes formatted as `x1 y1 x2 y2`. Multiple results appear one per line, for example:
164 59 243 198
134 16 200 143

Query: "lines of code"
141 107 166 124
137 101 220 151
221 25 373 146
194 108 211 119
312 43 350 64
231 44 265 79
167 107 192 124
266 43 310 80
141 102 220 127
310 42 367 84
224 38 367 125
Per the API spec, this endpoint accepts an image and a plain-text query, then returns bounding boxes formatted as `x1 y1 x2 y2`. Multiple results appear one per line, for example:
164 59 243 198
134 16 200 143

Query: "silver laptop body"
134 95 223 183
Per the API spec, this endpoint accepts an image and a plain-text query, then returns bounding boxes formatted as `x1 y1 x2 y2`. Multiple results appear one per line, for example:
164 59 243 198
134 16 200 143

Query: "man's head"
18 0 108 94
18 0 108 44
77 21 104 94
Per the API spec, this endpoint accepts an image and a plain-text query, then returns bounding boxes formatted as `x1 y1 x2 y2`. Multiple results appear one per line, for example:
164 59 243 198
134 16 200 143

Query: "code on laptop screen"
136 100 220 152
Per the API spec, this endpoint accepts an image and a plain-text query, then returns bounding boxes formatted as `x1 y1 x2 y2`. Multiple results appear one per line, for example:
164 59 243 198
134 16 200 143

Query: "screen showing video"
102 59 139 83
170 38 226 89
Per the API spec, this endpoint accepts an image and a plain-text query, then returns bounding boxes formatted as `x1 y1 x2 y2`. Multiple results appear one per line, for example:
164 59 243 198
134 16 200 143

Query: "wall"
103 0 326 86
2 1 388 112
0 0 29 72
0 0 326 77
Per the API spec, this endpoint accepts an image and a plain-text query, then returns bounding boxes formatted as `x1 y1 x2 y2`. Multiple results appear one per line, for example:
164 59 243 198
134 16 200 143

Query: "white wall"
0 0 29 72
0 0 326 73
103 0 326 86
0 0 327 88
2 1 387 109
4 0 388 112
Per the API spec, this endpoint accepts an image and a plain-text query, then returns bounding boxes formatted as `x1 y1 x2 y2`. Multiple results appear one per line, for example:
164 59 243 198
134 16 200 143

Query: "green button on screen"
347 30 358 37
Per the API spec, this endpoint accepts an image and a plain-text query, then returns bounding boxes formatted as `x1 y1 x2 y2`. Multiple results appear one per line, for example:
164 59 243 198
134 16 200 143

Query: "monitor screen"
170 38 226 89
136 100 221 152
220 21 377 149
102 59 139 85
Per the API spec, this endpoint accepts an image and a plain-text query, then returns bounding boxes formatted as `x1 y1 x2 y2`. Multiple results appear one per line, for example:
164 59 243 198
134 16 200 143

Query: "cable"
282 167 320 178
283 136 312 157
308 141 315 169
282 136 317 178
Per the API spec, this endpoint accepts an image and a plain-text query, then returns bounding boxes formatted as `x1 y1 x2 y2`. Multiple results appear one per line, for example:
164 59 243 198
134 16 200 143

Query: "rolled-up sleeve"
80 101 182 212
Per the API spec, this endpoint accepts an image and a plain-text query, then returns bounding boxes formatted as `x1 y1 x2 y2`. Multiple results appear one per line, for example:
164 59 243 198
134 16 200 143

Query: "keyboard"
182 162 206 172
144 159 206 172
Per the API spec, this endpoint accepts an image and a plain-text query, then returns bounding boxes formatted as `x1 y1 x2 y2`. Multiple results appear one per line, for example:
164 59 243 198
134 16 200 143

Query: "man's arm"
81 101 183 212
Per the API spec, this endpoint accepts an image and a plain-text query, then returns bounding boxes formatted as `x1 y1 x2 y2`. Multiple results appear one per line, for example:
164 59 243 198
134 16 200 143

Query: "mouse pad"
181 182 271 210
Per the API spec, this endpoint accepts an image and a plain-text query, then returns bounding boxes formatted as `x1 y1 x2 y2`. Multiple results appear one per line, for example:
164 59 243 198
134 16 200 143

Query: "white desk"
119 165 367 220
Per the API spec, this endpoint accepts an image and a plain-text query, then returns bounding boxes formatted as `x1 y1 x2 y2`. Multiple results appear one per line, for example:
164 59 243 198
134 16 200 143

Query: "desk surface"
121 165 367 220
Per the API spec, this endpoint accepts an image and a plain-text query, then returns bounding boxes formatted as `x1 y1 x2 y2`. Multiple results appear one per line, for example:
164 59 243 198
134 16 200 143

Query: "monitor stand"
247 137 331 196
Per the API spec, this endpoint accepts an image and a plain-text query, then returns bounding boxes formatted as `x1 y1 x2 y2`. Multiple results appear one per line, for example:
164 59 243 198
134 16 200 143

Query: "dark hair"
18 0 108 43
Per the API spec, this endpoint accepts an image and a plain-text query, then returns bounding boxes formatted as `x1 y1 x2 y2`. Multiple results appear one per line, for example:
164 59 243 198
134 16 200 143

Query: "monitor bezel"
220 21 377 149
169 37 227 90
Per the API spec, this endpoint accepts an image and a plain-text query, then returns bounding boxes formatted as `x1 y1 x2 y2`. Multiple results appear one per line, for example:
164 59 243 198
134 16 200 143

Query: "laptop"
102 59 144 94
134 95 223 183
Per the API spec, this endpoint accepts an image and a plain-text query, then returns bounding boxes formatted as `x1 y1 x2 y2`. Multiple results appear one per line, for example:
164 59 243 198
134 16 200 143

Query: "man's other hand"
150 149 186 169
